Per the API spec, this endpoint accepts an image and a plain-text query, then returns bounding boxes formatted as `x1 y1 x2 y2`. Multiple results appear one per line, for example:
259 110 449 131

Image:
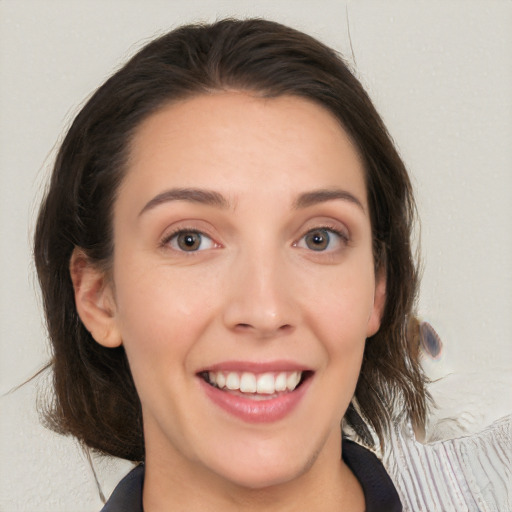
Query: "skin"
72 92 386 511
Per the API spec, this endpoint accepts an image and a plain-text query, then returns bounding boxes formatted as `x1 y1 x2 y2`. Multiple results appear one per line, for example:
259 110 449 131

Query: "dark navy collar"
341 439 402 512
101 440 401 511
101 464 144 512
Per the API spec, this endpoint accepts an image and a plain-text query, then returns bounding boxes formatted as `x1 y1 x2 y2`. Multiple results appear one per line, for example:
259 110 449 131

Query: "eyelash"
160 228 218 253
294 225 349 252
160 224 349 254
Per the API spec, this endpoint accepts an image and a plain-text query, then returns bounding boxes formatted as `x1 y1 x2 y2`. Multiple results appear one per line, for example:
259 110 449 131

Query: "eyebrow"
138 187 230 216
293 189 365 211
138 186 364 217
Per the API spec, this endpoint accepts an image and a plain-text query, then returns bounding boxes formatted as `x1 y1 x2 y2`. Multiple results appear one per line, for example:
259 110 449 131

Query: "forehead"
121 92 367 209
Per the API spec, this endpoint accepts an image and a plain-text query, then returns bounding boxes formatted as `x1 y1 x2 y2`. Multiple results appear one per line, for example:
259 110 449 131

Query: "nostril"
233 322 294 335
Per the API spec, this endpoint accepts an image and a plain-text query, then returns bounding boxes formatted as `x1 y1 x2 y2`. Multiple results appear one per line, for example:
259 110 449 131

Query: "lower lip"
200 376 312 423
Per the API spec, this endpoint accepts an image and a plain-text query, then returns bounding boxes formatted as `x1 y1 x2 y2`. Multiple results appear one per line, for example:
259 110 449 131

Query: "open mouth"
199 370 313 399
198 367 314 422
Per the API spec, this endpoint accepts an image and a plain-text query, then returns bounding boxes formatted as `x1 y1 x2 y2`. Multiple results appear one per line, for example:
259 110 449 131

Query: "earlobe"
366 271 387 338
70 248 122 348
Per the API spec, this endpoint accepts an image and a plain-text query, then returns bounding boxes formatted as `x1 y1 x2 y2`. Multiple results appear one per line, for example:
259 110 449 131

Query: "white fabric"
382 414 512 512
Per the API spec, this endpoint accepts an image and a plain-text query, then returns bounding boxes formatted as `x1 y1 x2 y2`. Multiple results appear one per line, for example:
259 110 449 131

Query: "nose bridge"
222 240 297 336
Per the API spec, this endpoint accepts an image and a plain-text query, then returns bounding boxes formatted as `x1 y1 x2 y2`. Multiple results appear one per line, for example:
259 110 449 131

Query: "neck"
142 433 365 512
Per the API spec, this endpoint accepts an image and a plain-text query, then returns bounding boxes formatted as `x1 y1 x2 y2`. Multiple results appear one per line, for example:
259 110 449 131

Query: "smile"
198 367 313 423
204 370 303 397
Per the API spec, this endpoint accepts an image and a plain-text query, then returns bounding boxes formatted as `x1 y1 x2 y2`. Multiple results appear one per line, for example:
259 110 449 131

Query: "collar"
101 440 401 511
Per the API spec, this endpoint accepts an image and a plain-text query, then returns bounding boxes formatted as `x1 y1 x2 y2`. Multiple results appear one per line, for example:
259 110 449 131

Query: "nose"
222 248 298 338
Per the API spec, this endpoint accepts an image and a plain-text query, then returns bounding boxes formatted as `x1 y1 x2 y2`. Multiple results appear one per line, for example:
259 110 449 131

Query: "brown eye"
304 229 330 251
294 227 347 253
177 232 201 251
168 231 215 252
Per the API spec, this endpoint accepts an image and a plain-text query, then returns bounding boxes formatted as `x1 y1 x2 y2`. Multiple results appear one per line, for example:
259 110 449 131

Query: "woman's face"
94 92 385 490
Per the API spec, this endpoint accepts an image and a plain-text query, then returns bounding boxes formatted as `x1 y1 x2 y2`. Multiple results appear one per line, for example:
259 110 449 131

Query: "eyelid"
160 225 221 253
293 222 350 252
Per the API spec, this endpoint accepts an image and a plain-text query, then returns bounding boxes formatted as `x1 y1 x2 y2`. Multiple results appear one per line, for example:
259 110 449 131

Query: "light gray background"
1 1 511 510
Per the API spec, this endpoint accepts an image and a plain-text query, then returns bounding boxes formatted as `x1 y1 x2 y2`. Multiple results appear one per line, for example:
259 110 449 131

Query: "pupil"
178 232 200 251
307 230 329 251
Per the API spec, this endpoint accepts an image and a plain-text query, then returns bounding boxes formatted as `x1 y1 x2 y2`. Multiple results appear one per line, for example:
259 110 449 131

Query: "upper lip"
197 360 313 374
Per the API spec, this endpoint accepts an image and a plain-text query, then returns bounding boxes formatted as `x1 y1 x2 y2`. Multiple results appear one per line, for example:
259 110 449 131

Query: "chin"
222 465 303 491
207 446 314 491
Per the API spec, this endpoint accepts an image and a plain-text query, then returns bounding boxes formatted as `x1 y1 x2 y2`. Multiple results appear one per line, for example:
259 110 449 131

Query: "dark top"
101 439 402 511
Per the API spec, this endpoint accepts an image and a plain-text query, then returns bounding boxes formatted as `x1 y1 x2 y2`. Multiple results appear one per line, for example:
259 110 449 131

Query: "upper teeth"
208 371 302 394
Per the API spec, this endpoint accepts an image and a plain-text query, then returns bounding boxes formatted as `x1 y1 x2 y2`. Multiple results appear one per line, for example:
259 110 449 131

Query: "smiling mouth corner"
198 370 312 397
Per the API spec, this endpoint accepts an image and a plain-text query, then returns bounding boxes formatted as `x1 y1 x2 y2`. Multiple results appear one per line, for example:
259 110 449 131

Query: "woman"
34 19 428 511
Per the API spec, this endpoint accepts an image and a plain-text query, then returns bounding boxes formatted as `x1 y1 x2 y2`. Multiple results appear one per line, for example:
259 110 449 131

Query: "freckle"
419 321 443 359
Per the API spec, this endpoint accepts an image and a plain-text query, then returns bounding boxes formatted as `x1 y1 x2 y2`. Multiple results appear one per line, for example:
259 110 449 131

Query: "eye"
166 230 216 252
295 228 347 252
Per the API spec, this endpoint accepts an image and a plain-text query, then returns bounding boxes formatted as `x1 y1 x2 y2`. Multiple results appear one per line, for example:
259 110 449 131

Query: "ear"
70 248 122 348
366 269 387 338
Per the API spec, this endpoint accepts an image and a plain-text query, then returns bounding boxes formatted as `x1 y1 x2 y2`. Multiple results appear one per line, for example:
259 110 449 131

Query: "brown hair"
34 18 428 461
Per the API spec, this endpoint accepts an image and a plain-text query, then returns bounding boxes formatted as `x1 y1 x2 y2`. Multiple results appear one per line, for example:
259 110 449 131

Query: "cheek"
111 268 214 424
303 280 370 425
302 264 376 348
112 262 218 372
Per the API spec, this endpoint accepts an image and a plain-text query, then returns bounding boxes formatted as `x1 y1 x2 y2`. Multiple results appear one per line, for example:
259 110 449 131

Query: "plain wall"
1 1 511 510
